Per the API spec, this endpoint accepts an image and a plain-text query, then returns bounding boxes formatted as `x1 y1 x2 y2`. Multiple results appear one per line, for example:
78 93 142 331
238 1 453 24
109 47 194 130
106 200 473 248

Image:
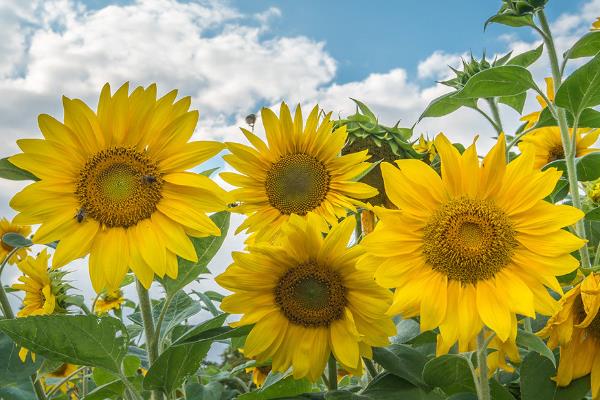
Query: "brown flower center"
75 147 163 228
548 144 565 163
423 197 518 284
274 262 346 327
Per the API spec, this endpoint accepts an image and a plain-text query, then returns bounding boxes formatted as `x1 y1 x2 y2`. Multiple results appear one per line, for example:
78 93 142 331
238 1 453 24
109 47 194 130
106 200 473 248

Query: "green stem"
118 370 143 400
486 98 504 134
476 331 491 400
327 356 338 391
363 358 378 379
594 241 600 267
523 317 533 333
135 279 161 400
153 294 174 353
537 9 592 269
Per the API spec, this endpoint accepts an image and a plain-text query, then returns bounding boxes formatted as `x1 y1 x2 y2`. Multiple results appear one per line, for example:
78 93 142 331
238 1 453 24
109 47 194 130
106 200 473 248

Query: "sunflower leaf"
516 329 556 366
453 66 536 99
372 345 429 390
507 44 543 67
520 352 557 400
555 52 600 118
0 333 41 400
1 232 32 248
418 92 477 121
422 355 475 395
576 153 600 181
0 157 38 181
566 31 600 59
0 315 128 373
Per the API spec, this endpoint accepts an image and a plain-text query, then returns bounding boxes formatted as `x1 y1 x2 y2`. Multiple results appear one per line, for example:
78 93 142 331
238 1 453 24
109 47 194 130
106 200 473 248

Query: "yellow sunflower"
519 126 599 169
216 215 395 381
245 365 271 387
359 133 585 353
221 103 377 242
592 17 600 31
12 249 57 318
94 289 125 314
0 217 31 264
538 273 600 398
520 77 554 128
9 82 231 292
413 134 437 162
42 363 80 399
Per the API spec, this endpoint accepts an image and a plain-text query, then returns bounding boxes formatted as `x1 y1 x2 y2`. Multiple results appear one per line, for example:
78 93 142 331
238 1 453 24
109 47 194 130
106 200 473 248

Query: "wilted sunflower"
519 126 599 168
94 289 125 314
10 83 230 292
359 134 585 352
520 77 554 128
0 217 31 264
538 273 600 397
217 215 395 381
221 103 377 242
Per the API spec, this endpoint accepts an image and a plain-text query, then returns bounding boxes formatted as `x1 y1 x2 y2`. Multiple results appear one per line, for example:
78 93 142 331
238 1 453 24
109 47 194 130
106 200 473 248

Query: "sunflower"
538 273 600 398
221 103 377 242
520 77 554 128
245 365 271 387
94 289 125 314
216 215 395 381
519 126 599 168
0 217 31 264
12 249 57 318
9 83 231 292
42 363 80 400
413 134 437 162
358 133 585 353
592 17 600 31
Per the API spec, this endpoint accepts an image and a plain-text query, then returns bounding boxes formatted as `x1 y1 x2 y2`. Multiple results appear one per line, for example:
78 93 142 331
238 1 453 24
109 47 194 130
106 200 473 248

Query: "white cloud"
417 50 465 80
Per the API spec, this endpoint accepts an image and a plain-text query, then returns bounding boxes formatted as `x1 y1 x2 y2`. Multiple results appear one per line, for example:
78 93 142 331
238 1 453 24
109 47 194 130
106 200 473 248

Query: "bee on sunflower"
0 217 31 264
538 273 600 398
359 133 585 355
221 103 377 243
217 215 395 381
9 83 231 292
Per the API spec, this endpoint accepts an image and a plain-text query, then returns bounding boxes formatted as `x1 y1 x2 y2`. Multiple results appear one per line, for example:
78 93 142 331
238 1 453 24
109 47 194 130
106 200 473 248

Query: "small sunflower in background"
217 215 395 381
221 103 377 242
42 363 80 400
520 77 554 128
9 82 231 292
245 365 271 388
0 217 31 264
359 133 585 354
519 126 599 168
591 17 600 30
538 273 600 398
94 289 125 314
413 134 437 163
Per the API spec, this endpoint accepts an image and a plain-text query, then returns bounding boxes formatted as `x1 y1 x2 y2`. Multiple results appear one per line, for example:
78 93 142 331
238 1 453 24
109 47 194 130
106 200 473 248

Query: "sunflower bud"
441 52 511 90
587 179 600 205
336 99 417 206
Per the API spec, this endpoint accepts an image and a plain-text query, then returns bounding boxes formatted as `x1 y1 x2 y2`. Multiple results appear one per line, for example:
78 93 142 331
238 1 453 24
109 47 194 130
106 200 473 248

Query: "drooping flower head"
9 83 231 292
519 126 599 168
538 273 600 398
217 215 395 381
359 134 585 353
0 217 31 264
221 103 377 242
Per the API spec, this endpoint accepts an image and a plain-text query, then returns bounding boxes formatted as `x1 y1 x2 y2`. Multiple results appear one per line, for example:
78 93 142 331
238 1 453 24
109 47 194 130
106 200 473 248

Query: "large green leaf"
485 14 535 29
0 157 38 181
553 376 591 399
507 44 543 67
0 315 128 373
587 207 600 221
516 330 556 366
0 333 41 400
567 31 600 59
237 373 312 400
534 107 600 128
185 382 225 400
555 52 600 118
454 66 536 99
498 92 527 114
576 153 600 181
422 355 475 395
418 92 476 120
159 211 230 294
520 352 556 400
372 344 429 389
361 373 443 400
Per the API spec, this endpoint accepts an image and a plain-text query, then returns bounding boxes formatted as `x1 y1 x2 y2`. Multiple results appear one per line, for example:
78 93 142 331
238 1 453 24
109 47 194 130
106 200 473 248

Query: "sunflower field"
2 1 600 399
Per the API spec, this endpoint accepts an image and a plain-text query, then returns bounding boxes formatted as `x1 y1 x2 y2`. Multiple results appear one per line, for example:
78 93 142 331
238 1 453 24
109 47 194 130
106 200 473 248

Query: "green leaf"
361 373 443 400
82 379 124 400
516 329 556 366
143 314 230 394
567 31 600 59
0 333 41 400
534 107 600 128
199 167 220 177
587 207 600 221
490 380 516 400
546 177 569 203
422 355 475 395
553 376 590 399
520 352 557 400
507 44 544 67
372 344 429 389
236 373 312 400
0 315 128 373
555 52 600 118
0 157 38 181
418 92 476 120
159 211 230 294
350 98 377 121
498 92 527 114
186 382 225 400
1 232 33 248
122 355 141 377
576 153 600 181
485 14 535 29
454 66 536 99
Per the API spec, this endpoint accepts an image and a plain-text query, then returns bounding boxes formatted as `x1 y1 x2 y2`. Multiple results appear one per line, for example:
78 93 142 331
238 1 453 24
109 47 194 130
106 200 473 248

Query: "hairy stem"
135 279 161 400
327 356 338 391
476 331 491 400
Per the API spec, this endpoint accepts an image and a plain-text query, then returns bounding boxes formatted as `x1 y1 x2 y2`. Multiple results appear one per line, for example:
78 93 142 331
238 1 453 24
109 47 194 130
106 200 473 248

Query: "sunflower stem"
537 9 592 270
327 355 338 391
594 241 600 267
476 330 491 400
135 279 161 400
364 358 378 379
486 98 504 135
153 293 174 353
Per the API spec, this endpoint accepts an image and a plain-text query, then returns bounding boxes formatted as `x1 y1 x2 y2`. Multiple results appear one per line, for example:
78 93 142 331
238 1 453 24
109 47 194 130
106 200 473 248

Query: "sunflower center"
548 145 565 162
265 153 330 215
75 147 163 228
422 197 517 284
274 262 346 327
